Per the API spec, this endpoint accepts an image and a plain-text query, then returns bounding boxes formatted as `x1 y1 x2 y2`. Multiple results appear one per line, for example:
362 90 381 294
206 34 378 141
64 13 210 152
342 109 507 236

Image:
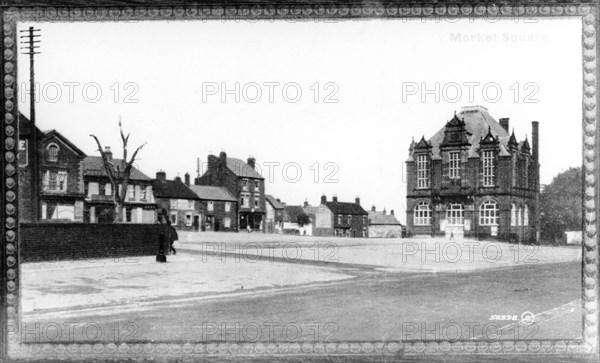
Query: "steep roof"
427 106 512 159
43 129 87 157
152 179 199 200
324 201 368 215
368 211 402 225
226 157 264 179
265 195 285 209
284 205 310 223
19 113 87 157
189 185 237 202
82 156 151 181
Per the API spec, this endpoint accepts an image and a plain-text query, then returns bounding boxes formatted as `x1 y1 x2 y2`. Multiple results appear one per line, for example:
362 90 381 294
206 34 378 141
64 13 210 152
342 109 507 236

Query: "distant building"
265 195 285 233
82 147 156 223
152 172 201 230
302 199 318 235
283 205 312 235
405 106 540 242
196 151 265 231
18 113 87 222
189 184 238 232
368 206 403 238
313 195 369 238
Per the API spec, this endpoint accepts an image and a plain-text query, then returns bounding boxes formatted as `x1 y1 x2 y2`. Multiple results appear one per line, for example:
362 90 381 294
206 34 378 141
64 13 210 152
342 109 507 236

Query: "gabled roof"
265 195 285 209
303 205 317 217
368 211 402 226
226 157 264 179
82 156 151 181
189 185 237 202
324 201 368 215
284 205 310 223
43 129 87 157
426 106 512 159
152 179 199 200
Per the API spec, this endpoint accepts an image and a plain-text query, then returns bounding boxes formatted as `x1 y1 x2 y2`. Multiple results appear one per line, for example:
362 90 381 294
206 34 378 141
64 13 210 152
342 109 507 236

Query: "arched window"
446 203 464 225
524 205 529 226
47 144 59 162
510 203 516 226
479 200 499 226
414 202 431 226
517 207 522 226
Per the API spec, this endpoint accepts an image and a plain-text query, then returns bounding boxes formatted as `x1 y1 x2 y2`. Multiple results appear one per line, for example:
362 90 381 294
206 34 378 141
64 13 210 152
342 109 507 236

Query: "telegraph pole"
20 27 41 221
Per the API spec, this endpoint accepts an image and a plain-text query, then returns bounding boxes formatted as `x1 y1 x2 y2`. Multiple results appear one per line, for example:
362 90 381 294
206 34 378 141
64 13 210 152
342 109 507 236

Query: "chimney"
383 208 387 215
321 195 327 204
390 209 395 216
104 146 113 161
184 172 190 186
219 151 227 166
371 205 376 212
276 198 281 203
303 199 308 208
332 195 338 202
247 155 256 169
499 118 510 133
532 121 539 161
355 196 360 205
175 175 182 183
156 170 166 181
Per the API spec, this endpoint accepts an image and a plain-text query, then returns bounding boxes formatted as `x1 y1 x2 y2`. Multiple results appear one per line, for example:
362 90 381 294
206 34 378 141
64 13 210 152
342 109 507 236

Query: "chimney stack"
156 170 166 181
499 118 510 133
320 195 326 204
184 172 190 186
175 175 182 183
383 208 387 215
303 199 308 208
355 196 360 205
332 195 338 202
371 205 376 212
390 209 395 216
104 146 113 161
532 121 539 161
247 155 256 169
219 151 227 166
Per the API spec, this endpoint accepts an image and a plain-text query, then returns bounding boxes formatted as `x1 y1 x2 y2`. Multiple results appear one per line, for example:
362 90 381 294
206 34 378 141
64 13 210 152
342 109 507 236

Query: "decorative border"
1 2 598 360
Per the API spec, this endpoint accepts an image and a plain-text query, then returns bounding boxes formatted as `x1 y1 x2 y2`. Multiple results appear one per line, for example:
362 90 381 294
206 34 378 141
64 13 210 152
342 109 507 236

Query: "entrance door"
446 203 465 239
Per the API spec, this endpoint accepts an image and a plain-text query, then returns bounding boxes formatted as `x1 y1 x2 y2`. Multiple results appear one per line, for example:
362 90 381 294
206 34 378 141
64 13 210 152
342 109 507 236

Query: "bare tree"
90 119 147 223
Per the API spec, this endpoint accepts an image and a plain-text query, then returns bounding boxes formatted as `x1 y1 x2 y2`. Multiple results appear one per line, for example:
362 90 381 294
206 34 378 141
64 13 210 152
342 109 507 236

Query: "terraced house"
152 172 201 230
405 106 540 242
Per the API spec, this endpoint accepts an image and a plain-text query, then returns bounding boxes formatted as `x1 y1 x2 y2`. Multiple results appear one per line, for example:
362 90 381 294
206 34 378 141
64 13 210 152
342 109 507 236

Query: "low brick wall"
20 223 170 262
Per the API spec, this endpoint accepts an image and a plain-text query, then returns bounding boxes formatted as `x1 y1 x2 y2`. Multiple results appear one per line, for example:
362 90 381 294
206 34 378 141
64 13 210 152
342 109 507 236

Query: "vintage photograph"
2 3 598 361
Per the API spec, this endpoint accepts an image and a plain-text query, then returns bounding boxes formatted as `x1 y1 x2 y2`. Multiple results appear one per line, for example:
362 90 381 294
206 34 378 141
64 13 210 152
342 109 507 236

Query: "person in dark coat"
166 218 178 255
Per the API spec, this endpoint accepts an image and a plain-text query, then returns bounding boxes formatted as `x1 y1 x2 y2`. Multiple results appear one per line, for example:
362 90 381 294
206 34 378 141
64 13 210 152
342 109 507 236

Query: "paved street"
19 234 582 344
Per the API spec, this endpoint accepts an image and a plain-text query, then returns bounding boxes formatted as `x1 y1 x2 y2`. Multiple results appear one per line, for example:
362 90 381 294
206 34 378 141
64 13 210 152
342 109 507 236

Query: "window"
511 204 516 226
18 139 28 166
99 183 105 196
185 213 192 226
242 179 248 190
43 170 68 192
105 183 112 196
170 212 178 225
479 200 499 226
363 216 367 224
254 180 260 189
417 154 430 189
125 207 132 222
241 193 250 208
47 144 59 162
348 215 352 223
414 202 431 226
254 194 260 208
187 200 194 209
139 186 146 200
337 215 342 224
446 204 464 226
170 199 178 209
482 150 495 187
207 201 214 211
449 151 461 179
517 207 522 226
224 217 231 228
87 182 99 196
225 202 231 212
524 205 529 226
127 185 135 200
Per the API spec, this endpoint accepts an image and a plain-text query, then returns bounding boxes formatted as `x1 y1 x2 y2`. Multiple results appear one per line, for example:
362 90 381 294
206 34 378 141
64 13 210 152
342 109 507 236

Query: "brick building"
82 147 156 223
313 195 369 237
405 106 540 242
152 172 201 230
195 151 265 231
265 195 285 233
18 113 87 222
368 207 403 238
189 184 238 231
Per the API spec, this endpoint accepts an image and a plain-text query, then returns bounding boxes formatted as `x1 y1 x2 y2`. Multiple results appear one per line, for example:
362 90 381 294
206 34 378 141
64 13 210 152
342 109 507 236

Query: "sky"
17 17 582 223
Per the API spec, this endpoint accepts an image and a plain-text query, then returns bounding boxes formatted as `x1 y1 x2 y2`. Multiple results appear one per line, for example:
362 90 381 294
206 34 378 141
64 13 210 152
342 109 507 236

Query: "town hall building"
405 106 540 242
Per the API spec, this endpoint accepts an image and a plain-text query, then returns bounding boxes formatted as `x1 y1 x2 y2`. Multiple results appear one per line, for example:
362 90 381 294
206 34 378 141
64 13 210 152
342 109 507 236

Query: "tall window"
449 151 461 179
524 205 529 226
414 202 431 226
254 194 260 207
446 204 464 225
482 150 495 187
47 144 59 162
241 193 250 208
225 202 231 212
43 170 68 192
517 207 522 226
242 179 248 190
417 154 430 189
207 201 214 211
510 203 516 226
254 180 260 189
127 185 135 200
479 200 499 226
139 186 146 200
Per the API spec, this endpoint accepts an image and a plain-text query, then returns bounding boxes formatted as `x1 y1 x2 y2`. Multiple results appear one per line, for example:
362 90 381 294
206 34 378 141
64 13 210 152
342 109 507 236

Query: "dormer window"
449 151 461 179
47 143 59 162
